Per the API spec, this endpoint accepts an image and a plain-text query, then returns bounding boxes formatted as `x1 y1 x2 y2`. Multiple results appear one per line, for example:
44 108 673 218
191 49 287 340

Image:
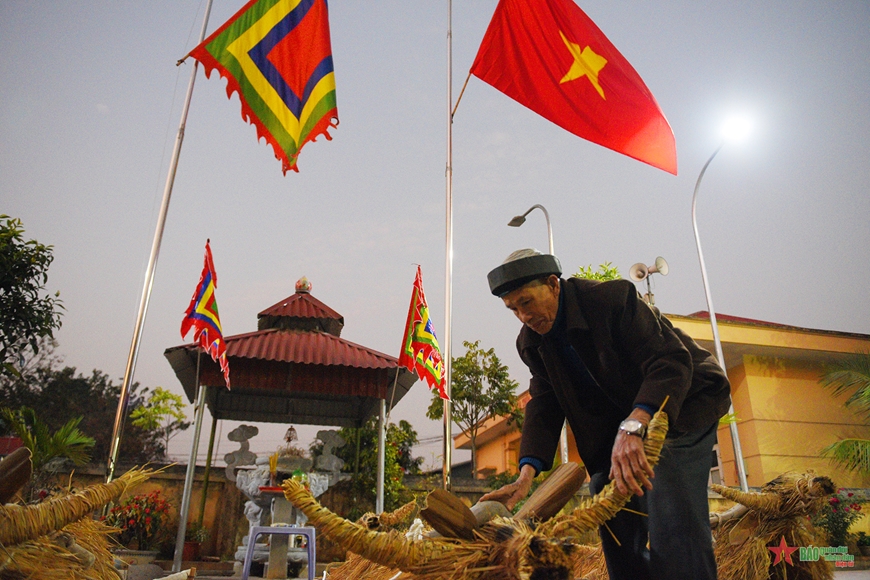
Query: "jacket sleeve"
609 280 693 424
517 334 564 472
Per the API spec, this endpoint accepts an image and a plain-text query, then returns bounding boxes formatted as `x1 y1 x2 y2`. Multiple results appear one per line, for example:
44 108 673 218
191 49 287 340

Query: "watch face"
621 419 644 434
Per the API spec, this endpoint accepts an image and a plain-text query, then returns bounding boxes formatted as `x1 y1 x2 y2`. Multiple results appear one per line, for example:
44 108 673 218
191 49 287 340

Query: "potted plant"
102 490 172 558
183 522 210 561
857 532 870 557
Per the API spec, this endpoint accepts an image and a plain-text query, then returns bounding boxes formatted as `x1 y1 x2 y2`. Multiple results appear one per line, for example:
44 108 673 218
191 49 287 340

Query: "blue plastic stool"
240 525 316 580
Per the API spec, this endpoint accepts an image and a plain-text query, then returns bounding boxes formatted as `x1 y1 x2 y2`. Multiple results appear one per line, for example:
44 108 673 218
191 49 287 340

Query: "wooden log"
514 462 586 523
0 446 32 504
420 488 478 540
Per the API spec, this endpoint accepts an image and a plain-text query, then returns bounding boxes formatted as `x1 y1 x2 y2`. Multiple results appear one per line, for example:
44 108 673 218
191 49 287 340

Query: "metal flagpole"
106 0 215 483
442 0 454 492
376 399 386 513
173 371 207 572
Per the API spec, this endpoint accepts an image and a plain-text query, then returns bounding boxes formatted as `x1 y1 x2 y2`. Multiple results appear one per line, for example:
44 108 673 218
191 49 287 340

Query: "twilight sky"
2 0 868 469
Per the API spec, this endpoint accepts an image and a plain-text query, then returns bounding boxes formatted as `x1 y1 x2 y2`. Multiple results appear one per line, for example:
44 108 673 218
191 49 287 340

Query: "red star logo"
768 536 800 565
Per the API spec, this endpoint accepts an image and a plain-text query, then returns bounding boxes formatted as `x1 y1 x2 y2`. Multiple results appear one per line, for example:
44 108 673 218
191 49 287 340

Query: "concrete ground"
836 572 870 579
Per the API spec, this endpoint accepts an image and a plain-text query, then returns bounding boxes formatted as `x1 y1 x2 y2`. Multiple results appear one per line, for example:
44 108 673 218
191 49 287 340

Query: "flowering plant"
103 490 172 551
811 488 865 548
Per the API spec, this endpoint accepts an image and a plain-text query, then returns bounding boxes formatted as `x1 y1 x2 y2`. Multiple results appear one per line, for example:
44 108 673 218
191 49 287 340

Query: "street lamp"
509 204 554 254
691 116 752 492
508 204 569 464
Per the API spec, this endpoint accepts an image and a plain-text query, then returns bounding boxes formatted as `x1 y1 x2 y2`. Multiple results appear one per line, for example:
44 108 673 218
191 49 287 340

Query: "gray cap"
487 249 562 297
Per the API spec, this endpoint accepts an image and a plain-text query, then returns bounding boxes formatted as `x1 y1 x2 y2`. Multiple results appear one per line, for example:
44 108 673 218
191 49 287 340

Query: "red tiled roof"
258 292 342 321
223 328 396 368
683 311 870 338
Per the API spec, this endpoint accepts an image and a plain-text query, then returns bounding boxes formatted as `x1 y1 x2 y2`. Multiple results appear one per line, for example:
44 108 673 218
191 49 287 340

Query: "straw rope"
284 410 669 580
538 409 668 538
0 467 154 547
0 507 123 579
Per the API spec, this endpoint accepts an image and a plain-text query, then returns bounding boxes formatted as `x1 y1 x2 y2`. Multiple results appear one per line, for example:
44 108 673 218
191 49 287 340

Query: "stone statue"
224 424 259 482
313 430 346 474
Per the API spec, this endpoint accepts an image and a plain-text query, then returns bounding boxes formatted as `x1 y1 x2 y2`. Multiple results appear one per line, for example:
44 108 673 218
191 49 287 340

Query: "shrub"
103 490 172 551
812 488 865 548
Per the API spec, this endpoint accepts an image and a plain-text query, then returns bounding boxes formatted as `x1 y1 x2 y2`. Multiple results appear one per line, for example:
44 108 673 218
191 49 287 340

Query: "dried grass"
285 411 669 580
711 471 836 580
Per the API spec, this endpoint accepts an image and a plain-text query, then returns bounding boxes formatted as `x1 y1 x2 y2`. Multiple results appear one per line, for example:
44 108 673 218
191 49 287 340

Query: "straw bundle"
360 499 418 530
710 471 836 580
283 410 669 580
0 511 121 579
538 409 669 538
0 467 154 580
0 467 153 547
326 501 423 580
570 543 607 580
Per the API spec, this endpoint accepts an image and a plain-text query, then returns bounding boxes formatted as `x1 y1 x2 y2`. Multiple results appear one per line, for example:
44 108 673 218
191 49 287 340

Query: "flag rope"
451 71 472 119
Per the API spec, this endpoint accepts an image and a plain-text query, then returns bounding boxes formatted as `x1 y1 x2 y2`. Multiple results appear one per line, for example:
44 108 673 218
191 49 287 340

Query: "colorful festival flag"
470 0 677 174
189 0 338 174
398 266 448 400
181 240 230 388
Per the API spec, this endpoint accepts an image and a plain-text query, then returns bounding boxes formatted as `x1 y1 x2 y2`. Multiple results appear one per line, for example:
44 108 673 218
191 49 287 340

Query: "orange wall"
717 355 870 489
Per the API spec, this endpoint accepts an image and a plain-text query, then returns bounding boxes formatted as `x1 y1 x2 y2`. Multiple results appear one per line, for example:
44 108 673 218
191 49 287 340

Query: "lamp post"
691 119 752 491
509 204 554 255
508 204 570 464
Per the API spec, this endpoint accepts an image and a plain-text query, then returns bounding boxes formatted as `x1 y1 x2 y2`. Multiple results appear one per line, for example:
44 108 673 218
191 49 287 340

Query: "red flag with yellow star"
470 0 677 174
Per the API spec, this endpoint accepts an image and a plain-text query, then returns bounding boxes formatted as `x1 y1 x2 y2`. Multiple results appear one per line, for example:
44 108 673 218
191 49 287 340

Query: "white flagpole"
105 0 215 483
442 0 454 491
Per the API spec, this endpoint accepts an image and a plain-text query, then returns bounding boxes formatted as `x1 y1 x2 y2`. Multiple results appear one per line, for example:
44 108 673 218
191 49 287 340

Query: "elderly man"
480 249 731 580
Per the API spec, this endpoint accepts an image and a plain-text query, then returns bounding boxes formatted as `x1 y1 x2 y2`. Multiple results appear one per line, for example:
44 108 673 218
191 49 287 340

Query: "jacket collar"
560 278 591 332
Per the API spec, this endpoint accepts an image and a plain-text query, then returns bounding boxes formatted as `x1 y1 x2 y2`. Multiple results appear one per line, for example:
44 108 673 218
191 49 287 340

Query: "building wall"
717 355 870 489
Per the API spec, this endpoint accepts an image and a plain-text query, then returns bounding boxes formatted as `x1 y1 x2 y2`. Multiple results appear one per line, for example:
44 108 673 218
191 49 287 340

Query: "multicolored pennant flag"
398 266 448 400
189 0 338 174
470 0 677 174
181 240 230 389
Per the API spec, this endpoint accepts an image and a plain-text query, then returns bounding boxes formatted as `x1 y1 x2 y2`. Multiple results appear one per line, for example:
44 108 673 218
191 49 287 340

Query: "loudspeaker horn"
629 263 648 282
649 256 669 276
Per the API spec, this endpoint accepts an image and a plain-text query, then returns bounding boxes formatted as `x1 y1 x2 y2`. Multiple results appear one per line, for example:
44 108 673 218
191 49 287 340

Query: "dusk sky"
2 1 868 469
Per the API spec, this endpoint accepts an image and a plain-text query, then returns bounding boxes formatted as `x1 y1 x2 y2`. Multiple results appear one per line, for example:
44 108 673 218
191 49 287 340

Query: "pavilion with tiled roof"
164 277 417 427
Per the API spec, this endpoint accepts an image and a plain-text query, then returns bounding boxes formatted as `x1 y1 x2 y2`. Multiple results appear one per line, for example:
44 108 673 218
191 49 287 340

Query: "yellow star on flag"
558 30 607 99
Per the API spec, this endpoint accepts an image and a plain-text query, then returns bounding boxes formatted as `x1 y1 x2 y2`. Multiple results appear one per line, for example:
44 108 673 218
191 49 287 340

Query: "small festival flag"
470 0 677 174
181 240 230 388
398 266 448 400
189 0 338 173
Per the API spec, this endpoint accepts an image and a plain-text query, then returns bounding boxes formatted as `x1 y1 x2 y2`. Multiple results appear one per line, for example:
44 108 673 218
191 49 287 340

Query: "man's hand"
479 463 536 510
609 408 655 496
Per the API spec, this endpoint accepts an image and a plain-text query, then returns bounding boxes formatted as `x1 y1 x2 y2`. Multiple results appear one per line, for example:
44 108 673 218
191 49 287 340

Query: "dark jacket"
517 277 731 474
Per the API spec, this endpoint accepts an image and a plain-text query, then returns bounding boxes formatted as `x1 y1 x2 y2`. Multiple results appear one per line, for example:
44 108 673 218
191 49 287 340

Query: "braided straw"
360 499 418 530
0 467 154 547
284 411 669 580
284 479 460 571
538 409 669 537
711 471 834 517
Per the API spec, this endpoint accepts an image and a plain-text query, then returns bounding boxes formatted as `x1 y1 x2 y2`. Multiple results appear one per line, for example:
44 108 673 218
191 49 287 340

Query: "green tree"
572 262 621 281
130 386 191 455
0 215 64 376
427 340 522 478
0 348 164 464
820 351 870 474
0 406 95 500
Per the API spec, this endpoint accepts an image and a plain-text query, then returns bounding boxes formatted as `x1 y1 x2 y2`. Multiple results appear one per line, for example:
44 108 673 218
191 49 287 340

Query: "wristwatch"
619 418 647 439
